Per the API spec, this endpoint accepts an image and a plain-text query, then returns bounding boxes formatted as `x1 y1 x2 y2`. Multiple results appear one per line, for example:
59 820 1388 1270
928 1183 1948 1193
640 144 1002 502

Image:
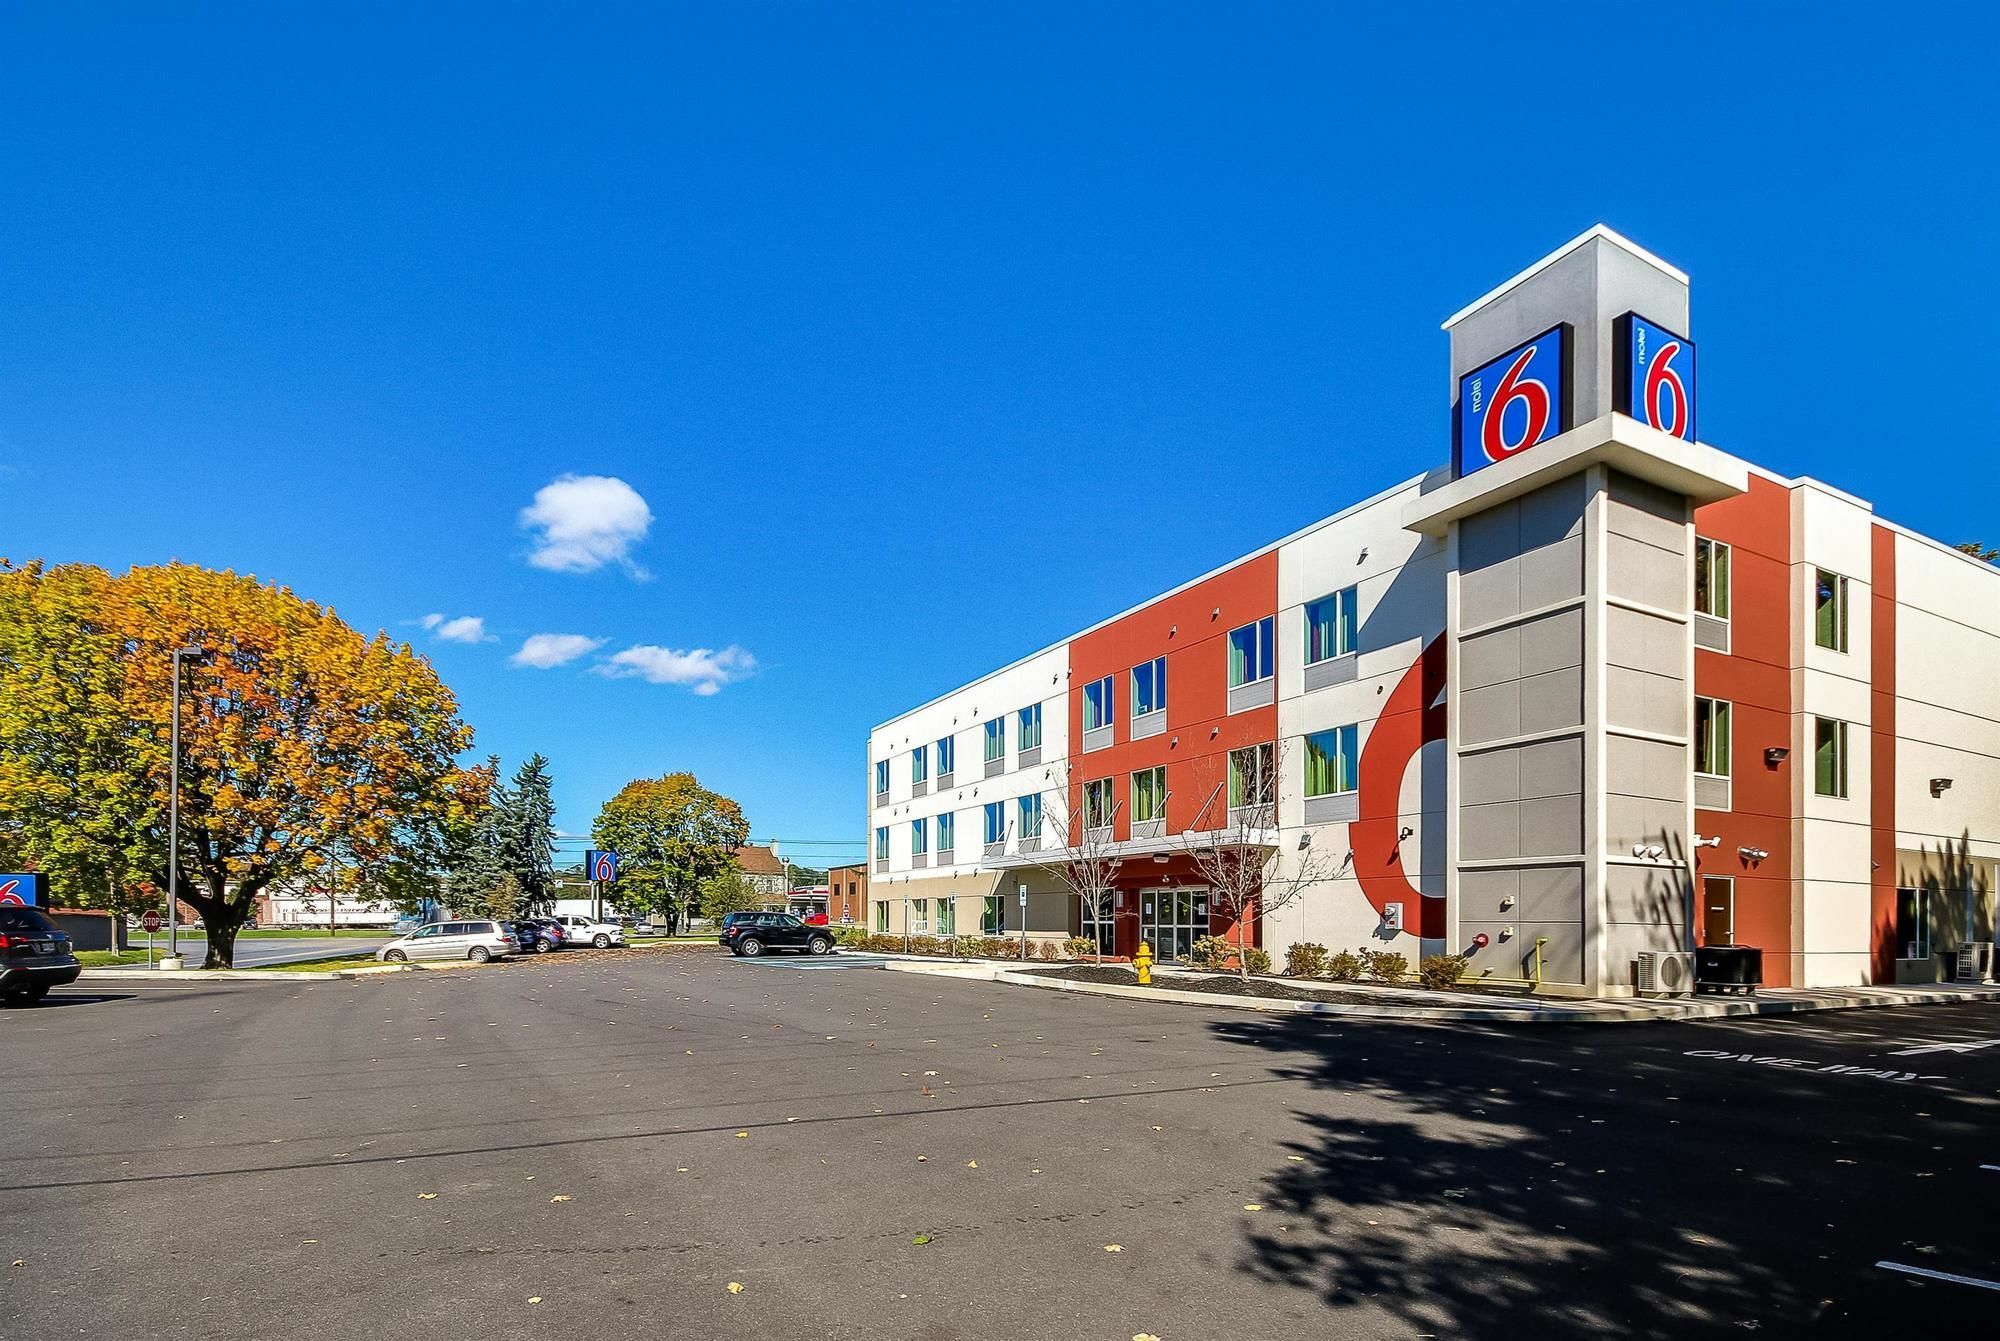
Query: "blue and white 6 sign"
1456 325 1569 477
1616 312 1697 441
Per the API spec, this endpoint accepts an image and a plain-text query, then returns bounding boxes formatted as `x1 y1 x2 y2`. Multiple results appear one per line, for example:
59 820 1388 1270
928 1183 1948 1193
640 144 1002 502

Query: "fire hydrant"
1134 940 1154 986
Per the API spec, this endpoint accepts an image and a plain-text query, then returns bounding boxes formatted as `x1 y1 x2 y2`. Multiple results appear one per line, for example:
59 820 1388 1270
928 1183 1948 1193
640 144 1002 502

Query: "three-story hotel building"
866 228 1999 994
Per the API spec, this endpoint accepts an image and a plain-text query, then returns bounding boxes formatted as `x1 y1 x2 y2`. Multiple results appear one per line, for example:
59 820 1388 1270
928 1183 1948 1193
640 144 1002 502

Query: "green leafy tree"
1955 541 1999 563
591 772 748 935
699 869 767 920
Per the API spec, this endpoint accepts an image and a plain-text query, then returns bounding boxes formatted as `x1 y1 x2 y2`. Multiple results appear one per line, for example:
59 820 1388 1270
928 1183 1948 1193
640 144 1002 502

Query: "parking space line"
1876 1262 2000 1292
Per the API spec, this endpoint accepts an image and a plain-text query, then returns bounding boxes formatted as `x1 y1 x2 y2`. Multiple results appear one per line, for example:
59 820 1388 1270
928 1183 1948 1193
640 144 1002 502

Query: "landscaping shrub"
1324 951 1364 982
833 926 868 946
1037 940 1059 960
1242 946 1273 974
1418 953 1469 990
1188 935 1230 970
907 935 943 956
1284 942 1329 979
1063 936 1094 959
1363 950 1409 983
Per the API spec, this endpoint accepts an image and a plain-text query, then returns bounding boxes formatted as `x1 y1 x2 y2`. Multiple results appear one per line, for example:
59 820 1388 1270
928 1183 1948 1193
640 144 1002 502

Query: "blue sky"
3 5 1996 863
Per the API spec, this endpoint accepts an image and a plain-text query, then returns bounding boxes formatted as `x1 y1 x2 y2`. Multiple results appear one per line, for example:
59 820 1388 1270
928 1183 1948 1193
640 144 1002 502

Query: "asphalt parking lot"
3 953 1997 1340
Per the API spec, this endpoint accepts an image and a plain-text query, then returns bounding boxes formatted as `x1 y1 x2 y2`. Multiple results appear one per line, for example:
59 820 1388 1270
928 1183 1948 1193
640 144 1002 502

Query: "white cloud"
510 633 607 669
418 613 491 644
519 474 653 575
595 644 757 696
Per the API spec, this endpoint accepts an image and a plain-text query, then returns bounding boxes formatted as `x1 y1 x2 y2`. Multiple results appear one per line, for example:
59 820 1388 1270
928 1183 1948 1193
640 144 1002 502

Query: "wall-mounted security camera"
1765 746 1790 766
1931 777 1954 798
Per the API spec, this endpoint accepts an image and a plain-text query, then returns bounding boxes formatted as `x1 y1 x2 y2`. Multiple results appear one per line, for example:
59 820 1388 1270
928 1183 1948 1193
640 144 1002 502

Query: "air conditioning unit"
1636 950 1695 997
1956 942 1995 983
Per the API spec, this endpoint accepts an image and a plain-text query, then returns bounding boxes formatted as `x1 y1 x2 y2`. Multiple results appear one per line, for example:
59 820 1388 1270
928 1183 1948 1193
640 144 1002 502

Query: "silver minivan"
376 919 518 963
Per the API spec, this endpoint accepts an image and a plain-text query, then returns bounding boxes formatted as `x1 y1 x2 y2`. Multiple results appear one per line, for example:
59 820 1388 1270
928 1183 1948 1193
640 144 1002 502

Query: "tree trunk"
204 917 239 970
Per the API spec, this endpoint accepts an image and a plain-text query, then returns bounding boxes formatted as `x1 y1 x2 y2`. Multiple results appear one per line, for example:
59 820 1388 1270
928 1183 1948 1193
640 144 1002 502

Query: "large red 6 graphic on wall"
1481 346 1552 461
1352 634 1446 938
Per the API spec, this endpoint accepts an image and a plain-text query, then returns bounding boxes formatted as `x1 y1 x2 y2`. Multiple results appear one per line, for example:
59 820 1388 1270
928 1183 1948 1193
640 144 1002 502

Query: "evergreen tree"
505 753 558 908
444 755 511 915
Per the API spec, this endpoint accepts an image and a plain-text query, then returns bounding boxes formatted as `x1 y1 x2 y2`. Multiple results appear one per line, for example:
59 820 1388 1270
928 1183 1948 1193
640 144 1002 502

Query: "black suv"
1 906 81 1006
720 911 834 958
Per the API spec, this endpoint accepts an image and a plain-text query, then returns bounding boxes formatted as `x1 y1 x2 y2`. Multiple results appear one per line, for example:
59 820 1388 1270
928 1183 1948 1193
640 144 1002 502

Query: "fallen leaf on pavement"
966 1160 978 1168
735 1132 749 1139
1104 1244 1123 1252
528 1296 542 1305
551 1195 571 1203
418 1193 438 1200
1243 1204 1263 1212
726 1282 745 1294
912 1233 933 1245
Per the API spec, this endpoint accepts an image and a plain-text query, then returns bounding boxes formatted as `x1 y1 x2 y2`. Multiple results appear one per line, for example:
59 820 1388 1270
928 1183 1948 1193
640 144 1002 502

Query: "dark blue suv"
1 906 80 1006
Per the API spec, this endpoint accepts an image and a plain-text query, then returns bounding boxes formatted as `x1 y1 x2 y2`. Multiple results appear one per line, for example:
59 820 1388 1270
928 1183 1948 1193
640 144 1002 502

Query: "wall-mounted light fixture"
1765 746 1790 766
1211 607 1220 619
1693 834 1722 849
1931 777 1954 798
1739 846 1769 862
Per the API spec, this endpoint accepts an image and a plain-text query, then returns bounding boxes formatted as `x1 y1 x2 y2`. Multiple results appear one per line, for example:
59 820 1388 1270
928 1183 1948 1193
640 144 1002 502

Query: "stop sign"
141 911 162 932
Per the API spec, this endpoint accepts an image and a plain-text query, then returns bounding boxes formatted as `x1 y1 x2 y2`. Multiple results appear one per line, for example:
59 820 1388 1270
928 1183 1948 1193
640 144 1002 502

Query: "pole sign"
1614 311 1697 441
0 874 44 906
586 850 619 884
1455 323 1570 478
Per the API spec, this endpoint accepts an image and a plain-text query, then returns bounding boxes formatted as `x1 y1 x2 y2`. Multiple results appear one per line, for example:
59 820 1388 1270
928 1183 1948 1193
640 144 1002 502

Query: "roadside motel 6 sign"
0 874 45 906
1455 323 1570 478
585 850 619 884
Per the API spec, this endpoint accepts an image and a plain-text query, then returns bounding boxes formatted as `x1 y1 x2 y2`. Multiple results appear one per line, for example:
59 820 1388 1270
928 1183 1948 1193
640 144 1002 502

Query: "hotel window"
874 759 889 796
1131 656 1168 718
1695 538 1731 620
1896 887 1930 960
874 826 889 860
874 901 889 932
1083 676 1115 731
1694 697 1732 777
911 898 929 933
936 811 955 853
1229 743 1276 809
1814 569 1849 652
937 735 955 775
911 745 928 785
983 801 1006 844
1018 703 1043 751
1228 616 1277 687
1304 587 1358 664
935 897 955 936
1018 792 1043 839
1814 717 1849 798
1084 777 1115 830
983 717 1005 762
1303 724 1359 797
911 817 928 855
982 896 1003 935
1131 765 1168 823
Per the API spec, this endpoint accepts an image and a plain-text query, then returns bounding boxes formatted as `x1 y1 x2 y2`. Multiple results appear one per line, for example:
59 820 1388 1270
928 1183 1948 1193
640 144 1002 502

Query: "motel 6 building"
866 227 1999 995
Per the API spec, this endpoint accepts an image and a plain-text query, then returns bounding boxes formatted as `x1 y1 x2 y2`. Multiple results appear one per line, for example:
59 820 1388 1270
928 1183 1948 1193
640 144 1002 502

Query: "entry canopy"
1403 411 1748 538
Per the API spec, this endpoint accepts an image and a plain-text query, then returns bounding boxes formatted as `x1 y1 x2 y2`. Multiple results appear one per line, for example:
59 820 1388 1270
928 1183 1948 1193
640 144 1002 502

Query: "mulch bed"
1019 963 1532 1007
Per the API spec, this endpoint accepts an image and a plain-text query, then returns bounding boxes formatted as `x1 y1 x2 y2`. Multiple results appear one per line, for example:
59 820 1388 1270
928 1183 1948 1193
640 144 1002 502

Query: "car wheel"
469 946 491 963
593 933 611 949
535 939 554 954
808 936 834 956
738 937 765 957
384 949 408 963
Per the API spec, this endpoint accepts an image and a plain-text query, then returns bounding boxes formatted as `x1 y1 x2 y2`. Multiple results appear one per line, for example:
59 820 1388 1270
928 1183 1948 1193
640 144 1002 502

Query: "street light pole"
164 645 206 970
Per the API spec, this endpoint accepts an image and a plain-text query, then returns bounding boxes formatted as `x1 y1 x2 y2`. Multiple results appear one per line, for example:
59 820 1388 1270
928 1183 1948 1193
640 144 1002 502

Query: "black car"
1 905 81 1006
720 911 834 958
511 919 565 954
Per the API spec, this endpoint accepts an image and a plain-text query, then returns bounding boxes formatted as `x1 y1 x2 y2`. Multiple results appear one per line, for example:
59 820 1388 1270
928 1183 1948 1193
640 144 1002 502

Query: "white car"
553 914 626 949
376 919 518 963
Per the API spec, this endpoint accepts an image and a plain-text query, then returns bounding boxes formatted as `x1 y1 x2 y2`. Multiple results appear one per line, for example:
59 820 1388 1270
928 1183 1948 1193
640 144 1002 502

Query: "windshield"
0 907 59 936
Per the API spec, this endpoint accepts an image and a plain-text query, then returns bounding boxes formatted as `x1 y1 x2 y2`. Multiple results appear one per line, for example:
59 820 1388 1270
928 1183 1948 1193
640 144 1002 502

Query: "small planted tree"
1175 739 1349 981
1036 765 1123 964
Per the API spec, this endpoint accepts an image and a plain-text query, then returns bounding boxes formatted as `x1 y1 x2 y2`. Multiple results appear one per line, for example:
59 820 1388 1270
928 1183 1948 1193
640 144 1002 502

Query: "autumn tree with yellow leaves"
0 560 482 967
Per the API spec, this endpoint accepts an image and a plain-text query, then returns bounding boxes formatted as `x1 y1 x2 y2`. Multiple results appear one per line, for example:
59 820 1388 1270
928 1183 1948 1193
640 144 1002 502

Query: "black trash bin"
1695 944 1762 995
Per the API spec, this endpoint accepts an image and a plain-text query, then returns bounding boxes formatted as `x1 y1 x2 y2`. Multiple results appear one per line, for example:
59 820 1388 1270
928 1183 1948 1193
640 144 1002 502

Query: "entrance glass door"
1140 888 1209 961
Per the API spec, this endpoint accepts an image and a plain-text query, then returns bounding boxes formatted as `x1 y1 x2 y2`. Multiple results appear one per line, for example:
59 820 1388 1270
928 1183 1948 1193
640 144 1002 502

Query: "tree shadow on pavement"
1208 1017 1996 1339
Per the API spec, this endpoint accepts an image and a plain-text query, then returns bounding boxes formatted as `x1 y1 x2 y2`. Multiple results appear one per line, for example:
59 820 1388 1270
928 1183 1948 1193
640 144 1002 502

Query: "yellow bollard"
1134 940 1154 986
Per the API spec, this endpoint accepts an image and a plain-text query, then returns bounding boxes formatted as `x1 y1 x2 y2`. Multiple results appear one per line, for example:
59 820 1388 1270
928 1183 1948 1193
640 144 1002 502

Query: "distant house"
734 843 790 899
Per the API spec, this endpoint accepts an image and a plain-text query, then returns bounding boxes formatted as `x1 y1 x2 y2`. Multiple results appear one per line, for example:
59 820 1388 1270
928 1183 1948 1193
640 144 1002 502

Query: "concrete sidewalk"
873 955 2000 1023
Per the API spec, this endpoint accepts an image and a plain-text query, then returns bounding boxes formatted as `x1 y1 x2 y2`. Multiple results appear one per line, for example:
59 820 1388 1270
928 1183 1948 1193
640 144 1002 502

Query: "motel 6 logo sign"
1456 323 1569 478
1616 311 1698 441
586 850 619 884
0 874 44 907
